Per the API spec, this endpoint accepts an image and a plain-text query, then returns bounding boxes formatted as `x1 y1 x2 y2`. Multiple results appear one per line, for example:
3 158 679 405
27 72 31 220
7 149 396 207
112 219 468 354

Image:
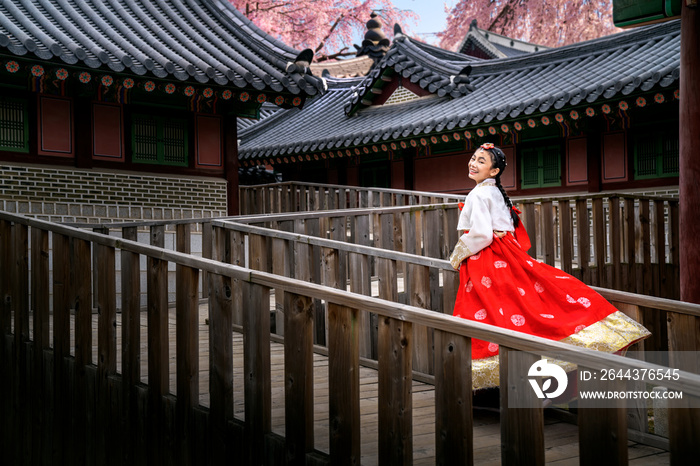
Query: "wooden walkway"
67 304 670 465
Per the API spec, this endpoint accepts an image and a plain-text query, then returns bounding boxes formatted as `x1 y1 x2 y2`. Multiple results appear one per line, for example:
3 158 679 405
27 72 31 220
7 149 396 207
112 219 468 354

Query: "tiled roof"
345 29 481 114
310 56 374 78
239 19 680 162
457 20 548 59
0 0 324 96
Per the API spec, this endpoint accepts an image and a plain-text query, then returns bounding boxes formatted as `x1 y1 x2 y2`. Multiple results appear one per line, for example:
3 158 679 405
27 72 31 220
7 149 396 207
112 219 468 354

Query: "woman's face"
468 149 500 184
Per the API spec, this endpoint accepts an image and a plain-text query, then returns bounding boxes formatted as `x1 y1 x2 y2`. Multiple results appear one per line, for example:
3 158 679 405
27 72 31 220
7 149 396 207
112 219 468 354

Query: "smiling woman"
449 143 650 388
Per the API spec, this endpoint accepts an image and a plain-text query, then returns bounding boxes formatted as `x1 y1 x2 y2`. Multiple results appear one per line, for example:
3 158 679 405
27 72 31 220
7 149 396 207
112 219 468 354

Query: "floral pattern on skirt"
454 232 650 361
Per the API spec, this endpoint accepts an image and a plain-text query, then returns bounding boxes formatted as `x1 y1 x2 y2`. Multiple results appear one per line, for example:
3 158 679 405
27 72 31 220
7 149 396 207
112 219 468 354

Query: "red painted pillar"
224 115 240 216
679 4 700 304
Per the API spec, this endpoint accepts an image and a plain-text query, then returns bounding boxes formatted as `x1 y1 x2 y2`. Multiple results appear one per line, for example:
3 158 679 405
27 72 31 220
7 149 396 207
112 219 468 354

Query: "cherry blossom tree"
230 0 417 61
438 0 622 51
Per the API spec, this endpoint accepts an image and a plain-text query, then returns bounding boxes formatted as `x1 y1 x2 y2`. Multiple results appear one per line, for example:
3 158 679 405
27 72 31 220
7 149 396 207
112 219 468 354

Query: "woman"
450 143 650 389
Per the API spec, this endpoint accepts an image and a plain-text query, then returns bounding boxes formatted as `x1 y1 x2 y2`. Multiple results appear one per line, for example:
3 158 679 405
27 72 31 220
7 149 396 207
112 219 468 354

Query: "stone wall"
0 163 228 223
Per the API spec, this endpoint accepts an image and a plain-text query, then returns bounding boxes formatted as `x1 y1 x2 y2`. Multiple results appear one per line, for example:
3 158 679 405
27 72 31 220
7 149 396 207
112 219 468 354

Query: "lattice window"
521 144 561 189
0 96 29 152
132 113 188 166
634 129 678 179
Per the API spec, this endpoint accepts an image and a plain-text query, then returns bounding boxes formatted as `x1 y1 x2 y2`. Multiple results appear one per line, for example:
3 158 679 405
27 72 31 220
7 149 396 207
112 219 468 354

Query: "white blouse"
457 178 514 254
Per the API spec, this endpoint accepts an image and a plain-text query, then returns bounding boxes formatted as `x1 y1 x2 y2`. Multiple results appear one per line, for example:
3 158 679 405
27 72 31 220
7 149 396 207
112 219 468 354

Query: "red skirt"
453 231 628 360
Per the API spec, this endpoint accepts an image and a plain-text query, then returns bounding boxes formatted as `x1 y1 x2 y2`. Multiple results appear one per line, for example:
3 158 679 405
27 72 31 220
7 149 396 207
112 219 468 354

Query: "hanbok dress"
452 178 650 389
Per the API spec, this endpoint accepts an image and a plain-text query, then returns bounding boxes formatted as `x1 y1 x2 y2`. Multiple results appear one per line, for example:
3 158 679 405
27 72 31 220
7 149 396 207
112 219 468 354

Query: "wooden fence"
237 189 680 299
1 209 699 465
239 181 463 215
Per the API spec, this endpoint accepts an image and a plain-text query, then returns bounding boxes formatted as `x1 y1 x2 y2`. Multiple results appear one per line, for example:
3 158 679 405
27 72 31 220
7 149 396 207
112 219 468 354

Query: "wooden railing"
2 210 699 465
236 190 680 299
239 181 464 215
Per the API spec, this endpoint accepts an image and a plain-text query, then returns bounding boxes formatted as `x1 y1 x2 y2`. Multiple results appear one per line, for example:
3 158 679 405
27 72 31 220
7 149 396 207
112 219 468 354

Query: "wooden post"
96 241 118 466
592 198 606 287
147 225 168 466
434 330 472 466
576 199 591 283
243 281 271 465
499 348 544 465
176 224 199 466
327 304 361 465
578 372 628 465
72 237 92 464
542 201 555 266
559 200 573 275
671 17 700 449
52 233 71 465
524 202 537 257
624 197 637 293
610 197 622 290
12 223 29 464
209 226 234 465
284 291 315 465
408 263 432 374
31 227 49 466
378 315 413 465
121 226 141 463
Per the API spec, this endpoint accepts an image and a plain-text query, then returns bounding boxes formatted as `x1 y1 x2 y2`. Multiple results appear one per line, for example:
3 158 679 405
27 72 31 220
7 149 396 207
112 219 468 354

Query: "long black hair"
479 143 520 227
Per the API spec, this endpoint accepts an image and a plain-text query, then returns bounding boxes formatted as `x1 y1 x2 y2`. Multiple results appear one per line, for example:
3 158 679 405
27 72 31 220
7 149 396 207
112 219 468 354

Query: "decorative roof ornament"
355 12 391 63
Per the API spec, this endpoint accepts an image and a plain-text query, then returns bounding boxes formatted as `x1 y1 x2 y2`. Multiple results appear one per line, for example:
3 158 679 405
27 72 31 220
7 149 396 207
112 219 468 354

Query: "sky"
392 0 453 44
351 0 453 47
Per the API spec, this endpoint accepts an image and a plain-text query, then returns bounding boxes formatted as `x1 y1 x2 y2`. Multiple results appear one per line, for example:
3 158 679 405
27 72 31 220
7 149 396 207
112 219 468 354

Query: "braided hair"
478 143 520 227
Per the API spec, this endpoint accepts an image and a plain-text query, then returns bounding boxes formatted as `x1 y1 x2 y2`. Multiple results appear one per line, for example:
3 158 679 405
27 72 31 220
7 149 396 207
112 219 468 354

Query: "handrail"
2 209 698 394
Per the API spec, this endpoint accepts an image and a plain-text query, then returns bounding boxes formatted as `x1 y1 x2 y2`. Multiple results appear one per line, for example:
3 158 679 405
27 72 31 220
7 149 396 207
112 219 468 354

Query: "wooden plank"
147 225 168 466
72 237 92 466
610 197 622 290
592 198 606 287
52 233 71 465
576 199 591 283
654 200 667 298
13 221 29 465
230 229 245 327
208 272 234 464
202 220 213 298
305 218 325 345
499 348 544 465
348 251 372 359
96 241 117 466
624 197 637 293
378 316 413 464
578 372 628 465
434 330 472 465
13 222 28 350
243 281 271 465
121 226 140 464
669 200 680 299
327 303 361 465
542 201 555 266
524 202 537 257
559 200 573 275
284 291 315 465
423 209 443 314
640 199 652 295
176 261 199 466
330 216 347 295
0 220 11 337
30 227 49 466
409 263 433 374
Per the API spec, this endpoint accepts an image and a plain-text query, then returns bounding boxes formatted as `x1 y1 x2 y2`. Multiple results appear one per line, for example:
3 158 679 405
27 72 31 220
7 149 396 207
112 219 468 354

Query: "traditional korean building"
239 19 680 197
457 19 548 59
0 0 324 220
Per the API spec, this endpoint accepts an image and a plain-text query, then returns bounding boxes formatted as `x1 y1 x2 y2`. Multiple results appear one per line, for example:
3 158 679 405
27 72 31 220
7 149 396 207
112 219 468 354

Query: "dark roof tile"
0 0 323 96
